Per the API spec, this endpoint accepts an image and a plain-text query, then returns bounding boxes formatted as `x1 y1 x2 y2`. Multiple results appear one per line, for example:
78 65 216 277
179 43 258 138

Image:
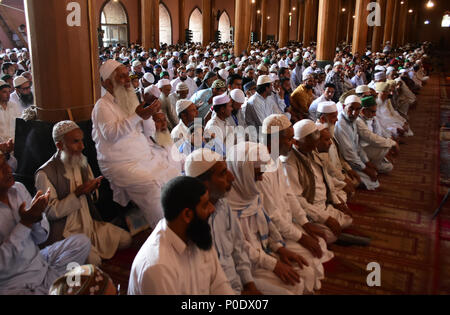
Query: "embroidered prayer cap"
257 64 268 72
100 59 123 81
257 75 273 86
185 148 224 177
213 93 231 106
176 99 194 116
144 85 161 98
143 72 155 84
355 85 370 94
211 79 226 89
317 101 337 114
361 96 377 108
49 265 116 296
157 79 171 89
13 76 28 88
262 114 292 135
230 89 246 104
176 82 189 91
218 69 229 81
375 82 390 93
293 119 318 141
344 95 362 105
132 60 142 68
53 120 81 143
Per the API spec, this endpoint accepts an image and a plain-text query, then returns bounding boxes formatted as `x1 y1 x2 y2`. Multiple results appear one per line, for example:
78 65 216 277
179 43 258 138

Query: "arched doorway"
100 0 129 47
218 11 231 43
159 3 172 45
189 8 203 44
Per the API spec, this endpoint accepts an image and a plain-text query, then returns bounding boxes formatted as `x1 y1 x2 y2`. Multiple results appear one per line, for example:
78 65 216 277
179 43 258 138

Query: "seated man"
35 121 132 265
158 79 179 130
185 149 264 295
290 74 316 122
227 142 309 295
356 96 399 174
0 80 22 141
168 82 189 119
282 120 353 242
190 80 227 119
204 93 233 151
128 176 234 295
308 83 336 121
171 99 199 148
0 152 91 294
334 95 380 190
92 60 181 229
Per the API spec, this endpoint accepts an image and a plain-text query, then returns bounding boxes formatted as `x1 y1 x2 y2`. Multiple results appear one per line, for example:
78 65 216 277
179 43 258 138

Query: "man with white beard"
92 60 181 229
35 121 132 265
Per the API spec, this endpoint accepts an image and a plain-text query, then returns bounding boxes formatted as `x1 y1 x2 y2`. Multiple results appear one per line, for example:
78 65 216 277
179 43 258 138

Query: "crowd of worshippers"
0 40 432 295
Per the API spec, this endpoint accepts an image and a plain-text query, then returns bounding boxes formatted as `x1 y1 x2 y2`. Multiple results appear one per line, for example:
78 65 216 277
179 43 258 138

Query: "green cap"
361 96 377 108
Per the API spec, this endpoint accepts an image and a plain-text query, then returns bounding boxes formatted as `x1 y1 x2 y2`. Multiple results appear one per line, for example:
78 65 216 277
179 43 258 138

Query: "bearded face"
112 77 140 116
61 144 88 169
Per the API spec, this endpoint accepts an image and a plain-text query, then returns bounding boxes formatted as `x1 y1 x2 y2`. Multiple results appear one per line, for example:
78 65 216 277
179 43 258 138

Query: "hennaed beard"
186 211 213 251
60 148 88 169
112 78 140 116
155 130 174 148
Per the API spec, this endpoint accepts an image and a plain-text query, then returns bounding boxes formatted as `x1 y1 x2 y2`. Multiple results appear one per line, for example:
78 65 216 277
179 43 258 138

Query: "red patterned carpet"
102 73 448 295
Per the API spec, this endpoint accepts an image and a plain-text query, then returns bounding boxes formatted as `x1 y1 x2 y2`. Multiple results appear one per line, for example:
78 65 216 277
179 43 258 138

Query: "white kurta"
0 101 22 140
376 98 413 137
128 219 234 295
35 164 130 264
92 92 181 228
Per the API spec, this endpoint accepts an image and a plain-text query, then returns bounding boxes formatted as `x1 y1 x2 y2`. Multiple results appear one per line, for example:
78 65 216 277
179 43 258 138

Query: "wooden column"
345 0 354 44
352 0 370 55
202 0 212 46
235 0 251 55
260 0 267 42
297 0 305 42
312 0 319 43
141 0 153 50
303 0 314 45
397 0 408 46
243 0 252 48
279 0 290 47
372 0 386 53
178 0 185 44
152 0 159 49
383 0 395 45
24 0 99 122
390 0 400 47
316 0 339 67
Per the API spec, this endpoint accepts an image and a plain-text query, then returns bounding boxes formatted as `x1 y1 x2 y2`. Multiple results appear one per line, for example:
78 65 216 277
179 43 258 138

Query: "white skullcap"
176 82 189 91
257 64 268 72
375 82 390 93
100 59 123 81
186 63 196 70
218 69 229 80
132 60 142 68
355 85 370 94
262 114 292 135
269 73 279 82
386 67 395 75
325 64 332 71
143 72 155 84
176 99 194 116
185 148 223 177
344 95 362 105
257 75 273 86
316 122 327 131
399 69 407 74
374 71 387 81
157 79 171 88
213 93 231 106
374 65 386 72
269 64 278 72
302 72 314 81
13 76 28 88
214 52 221 57
293 119 318 141
140 52 147 57
230 89 246 104
366 51 372 56
317 101 337 114
303 52 311 58
334 61 343 67
173 51 179 57
53 120 80 143
144 85 161 98
165 52 171 57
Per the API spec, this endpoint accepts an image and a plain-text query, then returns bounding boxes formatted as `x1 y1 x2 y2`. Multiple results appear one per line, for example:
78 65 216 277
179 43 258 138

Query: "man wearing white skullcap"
325 62 344 102
36 121 132 266
10 75 34 110
334 95 380 190
171 99 198 147
170 66 197 99
226 89 247 128
204 94 233 150
308 83 337 120
258 115 335 292
282 120 353 241
184 148 267 295
158 79 179 130
368 71 387 90
226 142 305 295
93 59 180 229
0 150 92 295
0 79 22 141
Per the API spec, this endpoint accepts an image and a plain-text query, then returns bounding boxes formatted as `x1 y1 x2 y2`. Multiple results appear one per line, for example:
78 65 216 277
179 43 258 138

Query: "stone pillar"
24 0 99 122
303 0 314 45
279 0 290 48
372 0 386 53
383 0 395 45
202 0 212 46
316 0 339 67
352 0 370 55
178 0 185 43
260 0 267 42
297 0 305 42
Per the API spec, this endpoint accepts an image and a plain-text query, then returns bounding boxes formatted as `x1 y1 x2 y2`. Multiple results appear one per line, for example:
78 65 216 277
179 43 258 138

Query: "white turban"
53 120 80 143
262 114 292 135
185 149 223 177
293 119 317 141
100 59 123 81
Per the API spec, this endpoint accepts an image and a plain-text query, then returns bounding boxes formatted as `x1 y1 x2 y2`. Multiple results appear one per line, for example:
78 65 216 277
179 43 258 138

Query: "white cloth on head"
293 119 317 141
317 101 337 114
144 85 161 98
185 148 222 177
230 89 246 104
143 73 155 84
100 59 123 81
157 79 171 89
